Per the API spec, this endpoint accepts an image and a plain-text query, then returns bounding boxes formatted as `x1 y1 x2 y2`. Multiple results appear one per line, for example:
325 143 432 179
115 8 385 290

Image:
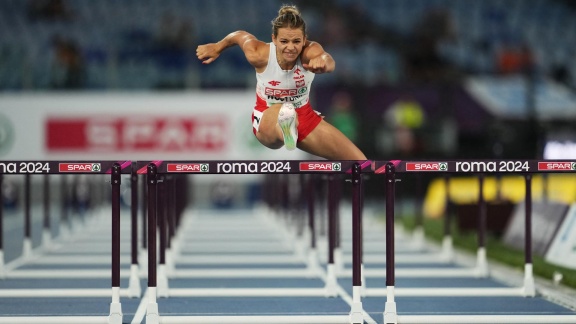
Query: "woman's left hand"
303 56 328 73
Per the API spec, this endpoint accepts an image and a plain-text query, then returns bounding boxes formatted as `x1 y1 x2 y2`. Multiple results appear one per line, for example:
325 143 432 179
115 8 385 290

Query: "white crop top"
255 42 315 108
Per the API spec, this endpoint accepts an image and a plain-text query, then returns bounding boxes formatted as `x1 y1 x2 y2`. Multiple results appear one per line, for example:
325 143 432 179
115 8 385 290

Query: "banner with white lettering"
503 201 569 256
0 92 308 160
545 203 576 269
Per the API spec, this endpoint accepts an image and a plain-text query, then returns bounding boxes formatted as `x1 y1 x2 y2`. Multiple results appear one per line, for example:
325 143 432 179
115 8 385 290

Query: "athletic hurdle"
0 160 132 324
138 160 372 324
340 171 493 280
374 159 576 324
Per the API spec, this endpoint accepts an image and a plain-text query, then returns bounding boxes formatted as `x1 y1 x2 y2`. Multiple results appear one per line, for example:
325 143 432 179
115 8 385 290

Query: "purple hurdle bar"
146 163 160 321
306 175 316 251
24 174 32 257
525 174 533 266
131 163 139 269
0 174 3 260
111 163 122 292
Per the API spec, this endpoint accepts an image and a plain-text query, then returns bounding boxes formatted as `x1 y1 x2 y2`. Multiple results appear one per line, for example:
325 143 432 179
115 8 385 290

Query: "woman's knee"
256 132 283 149
256 121 278 142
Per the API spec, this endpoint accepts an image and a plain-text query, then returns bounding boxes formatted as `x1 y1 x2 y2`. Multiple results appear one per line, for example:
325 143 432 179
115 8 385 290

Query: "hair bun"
279 5 300 16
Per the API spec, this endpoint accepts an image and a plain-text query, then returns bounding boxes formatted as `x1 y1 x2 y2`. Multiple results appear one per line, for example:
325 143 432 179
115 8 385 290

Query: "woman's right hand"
196 43 221 64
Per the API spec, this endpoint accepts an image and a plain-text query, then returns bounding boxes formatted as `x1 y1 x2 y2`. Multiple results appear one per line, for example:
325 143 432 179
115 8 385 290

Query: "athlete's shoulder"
242 38 270 69
248 42 270 72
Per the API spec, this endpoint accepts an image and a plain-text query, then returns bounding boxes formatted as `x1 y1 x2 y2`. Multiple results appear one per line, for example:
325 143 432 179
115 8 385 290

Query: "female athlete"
196 4 366 160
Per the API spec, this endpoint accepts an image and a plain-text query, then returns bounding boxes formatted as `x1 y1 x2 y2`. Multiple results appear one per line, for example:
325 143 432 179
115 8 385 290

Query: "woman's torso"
255 42 315 108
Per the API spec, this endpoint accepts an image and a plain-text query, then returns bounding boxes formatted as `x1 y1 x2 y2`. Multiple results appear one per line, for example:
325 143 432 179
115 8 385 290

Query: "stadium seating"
0 0 574 90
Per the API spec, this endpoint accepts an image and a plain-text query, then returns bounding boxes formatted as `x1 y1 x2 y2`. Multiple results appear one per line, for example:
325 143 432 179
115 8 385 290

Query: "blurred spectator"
72 175 91 215
1 177 19 210
153 12 195 52
27 0 74 22
383 95 425 156
342 0 378 46
211 181 236 209
385 95 425 129
153 12 196 89
551 63 572 87
496 43 534 75
403 7 457 82
318 8 349 46
50 36 86 89
327 91 360 143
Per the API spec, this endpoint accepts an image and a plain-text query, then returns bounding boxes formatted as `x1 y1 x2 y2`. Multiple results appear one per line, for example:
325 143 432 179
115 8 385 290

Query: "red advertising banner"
46 116 227 152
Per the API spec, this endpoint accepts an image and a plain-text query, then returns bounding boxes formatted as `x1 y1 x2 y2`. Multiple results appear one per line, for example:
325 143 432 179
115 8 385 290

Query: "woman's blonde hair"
271 4 306 37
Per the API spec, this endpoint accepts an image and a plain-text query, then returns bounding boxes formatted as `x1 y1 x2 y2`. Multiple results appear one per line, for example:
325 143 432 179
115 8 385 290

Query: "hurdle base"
146 303 160 324
128 264 142 298
108 302 123 324
0 250 5 279
324 263 338 297
157 264 170 298
412 226 425 250
523 263 536 297
156 315 351 323
395 315 576 323
349 286 364 324
334 248 344 274
441 235 453 261
306 248 321 277
42 229 52 248
474 247 489 277
22 238 33 259
361 264 366 297
383 286 398 324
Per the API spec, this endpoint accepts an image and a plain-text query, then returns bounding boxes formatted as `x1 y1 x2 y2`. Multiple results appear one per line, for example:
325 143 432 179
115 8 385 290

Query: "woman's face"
272 27 305 65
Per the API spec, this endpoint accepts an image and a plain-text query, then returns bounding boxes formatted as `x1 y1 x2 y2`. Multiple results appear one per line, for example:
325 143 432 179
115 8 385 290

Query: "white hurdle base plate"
168 287 330 297
395 315 576 323
366 287 525 297
0 288 134 298
158 315 351 324
0 316 109 323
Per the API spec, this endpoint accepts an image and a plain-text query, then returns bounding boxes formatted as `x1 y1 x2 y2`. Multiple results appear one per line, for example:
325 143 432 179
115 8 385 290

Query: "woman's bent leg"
255 103 285 149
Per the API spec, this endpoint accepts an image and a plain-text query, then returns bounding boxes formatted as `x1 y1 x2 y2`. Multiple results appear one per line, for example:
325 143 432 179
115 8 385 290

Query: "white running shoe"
278 103 298 151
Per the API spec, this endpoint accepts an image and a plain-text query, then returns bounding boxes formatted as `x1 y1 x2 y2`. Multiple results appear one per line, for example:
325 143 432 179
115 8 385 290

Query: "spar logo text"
59 163 101 173
406 162 447 171
299 162 341 172
538 162 576 171
264 87 306 103
167 163 208 173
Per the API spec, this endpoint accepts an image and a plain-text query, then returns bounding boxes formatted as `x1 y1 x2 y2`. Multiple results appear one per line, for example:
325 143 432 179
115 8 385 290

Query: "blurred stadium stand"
0 0 574 90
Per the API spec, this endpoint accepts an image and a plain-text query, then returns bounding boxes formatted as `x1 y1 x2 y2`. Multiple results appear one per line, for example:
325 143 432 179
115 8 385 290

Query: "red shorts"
252 97 322 142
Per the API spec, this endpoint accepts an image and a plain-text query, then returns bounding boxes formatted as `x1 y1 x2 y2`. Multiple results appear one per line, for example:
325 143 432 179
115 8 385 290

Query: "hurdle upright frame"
374 159 576 324
138 159 373 324
0 160 132 324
